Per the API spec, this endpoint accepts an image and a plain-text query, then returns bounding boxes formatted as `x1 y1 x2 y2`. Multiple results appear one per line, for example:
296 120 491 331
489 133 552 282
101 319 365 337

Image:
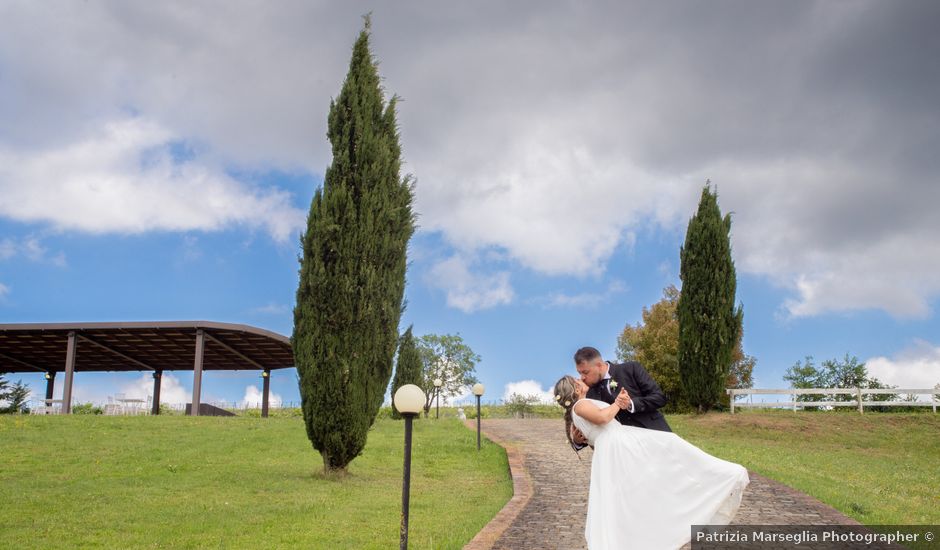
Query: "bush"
158 403 183 416
72 403 103 415
239 407 303 418
374 406 395 421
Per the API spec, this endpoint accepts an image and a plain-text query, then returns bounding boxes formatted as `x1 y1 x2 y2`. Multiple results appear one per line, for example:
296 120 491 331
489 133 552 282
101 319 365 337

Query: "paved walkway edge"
462 420 534 550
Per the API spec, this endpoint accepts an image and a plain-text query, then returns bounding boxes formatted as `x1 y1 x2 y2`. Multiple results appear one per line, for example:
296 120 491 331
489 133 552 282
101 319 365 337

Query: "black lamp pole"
435 388 440 419
476 394 482 451
400 412 416 550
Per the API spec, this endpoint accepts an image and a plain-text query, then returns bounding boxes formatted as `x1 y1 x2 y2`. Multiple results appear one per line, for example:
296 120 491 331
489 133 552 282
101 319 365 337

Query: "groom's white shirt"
602 372 635 414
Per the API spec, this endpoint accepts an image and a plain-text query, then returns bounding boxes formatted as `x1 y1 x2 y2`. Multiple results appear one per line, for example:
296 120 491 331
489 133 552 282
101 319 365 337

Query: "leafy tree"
677 183 743 413
724 346 756 407
0 376 31 414
618 284 754 412
617 285 683 410
504 393 540 418
783 354 895 410
389 325 422 420
293 16 415 473
417 333 480 417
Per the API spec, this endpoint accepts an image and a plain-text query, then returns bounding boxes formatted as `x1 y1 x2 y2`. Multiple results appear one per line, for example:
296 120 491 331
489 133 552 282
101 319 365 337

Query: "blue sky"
2 2 939 407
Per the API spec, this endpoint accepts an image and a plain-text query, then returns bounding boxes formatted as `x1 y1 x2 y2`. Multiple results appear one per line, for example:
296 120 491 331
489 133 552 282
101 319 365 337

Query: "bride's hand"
615 389 632 410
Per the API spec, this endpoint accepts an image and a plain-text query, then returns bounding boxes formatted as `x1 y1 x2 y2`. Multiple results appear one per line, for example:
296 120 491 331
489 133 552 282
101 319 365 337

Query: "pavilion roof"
0 321 294 374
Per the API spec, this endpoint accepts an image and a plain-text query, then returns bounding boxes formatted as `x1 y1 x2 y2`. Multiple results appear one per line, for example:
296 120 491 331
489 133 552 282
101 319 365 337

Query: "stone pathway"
464 419 860 550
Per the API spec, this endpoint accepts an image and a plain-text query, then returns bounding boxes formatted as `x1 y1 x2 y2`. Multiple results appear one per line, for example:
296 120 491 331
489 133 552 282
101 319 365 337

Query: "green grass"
0 415 512 549
667 410 940 525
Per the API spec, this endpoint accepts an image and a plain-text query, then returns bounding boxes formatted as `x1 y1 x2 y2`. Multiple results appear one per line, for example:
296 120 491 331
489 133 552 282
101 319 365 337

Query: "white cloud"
251 303 289 315
502 380 556 404
428 256 514 313
708 159 940 319
179 235 203 264
0 239 14 260
240 384 282 408
866 340 940 390
1 3 938 318
45 373 190 407
121 372 191 405
0 117 305 242
70 383 115 406
0 283 9 300
537 280 628 309
0 236 67 267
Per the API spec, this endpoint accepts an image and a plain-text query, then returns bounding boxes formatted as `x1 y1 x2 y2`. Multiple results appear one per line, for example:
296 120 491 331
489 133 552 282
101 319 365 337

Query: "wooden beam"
0 350 46 372
203 332 266 370
77 334 156 371
262 370 270 418
190 329 205 416
151 370 162 415
62 332 77 414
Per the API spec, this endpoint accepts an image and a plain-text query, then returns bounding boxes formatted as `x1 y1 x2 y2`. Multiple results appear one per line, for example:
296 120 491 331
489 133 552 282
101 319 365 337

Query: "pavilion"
0 321 294 417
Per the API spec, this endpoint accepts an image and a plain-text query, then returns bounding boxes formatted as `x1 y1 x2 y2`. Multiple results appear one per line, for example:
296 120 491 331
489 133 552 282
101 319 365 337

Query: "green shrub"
239 407 303 418
71 403 103 415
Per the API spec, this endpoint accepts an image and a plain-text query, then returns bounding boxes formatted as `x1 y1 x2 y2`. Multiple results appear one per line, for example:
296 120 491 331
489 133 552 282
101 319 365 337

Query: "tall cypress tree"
293 16 415 472
677 183 742 413
389 325 423 420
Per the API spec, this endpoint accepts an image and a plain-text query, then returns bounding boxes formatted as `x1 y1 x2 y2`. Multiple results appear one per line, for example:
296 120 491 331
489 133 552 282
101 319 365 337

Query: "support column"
190 329 205 416
152 370 163 415
62 332 77 414
261 369 271 418
44 371 56 402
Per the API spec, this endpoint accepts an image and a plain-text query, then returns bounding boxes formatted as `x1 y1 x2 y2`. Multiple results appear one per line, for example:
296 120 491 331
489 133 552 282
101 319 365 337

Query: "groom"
572 346 671 447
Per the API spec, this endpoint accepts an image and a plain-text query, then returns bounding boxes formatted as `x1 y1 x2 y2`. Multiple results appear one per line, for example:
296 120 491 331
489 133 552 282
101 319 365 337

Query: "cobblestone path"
464 419 859 550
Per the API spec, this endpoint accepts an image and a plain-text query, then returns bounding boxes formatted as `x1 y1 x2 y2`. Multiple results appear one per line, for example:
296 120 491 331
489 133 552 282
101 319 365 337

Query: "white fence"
27 398 304 415
726 388 939 414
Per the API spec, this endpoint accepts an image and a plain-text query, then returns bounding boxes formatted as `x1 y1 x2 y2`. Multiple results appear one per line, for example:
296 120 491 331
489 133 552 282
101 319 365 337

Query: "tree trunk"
322 453 348 476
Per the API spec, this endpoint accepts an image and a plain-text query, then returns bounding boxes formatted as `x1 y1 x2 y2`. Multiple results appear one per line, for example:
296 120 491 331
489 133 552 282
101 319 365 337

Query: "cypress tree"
293 16 415 473
677 183 743 413
389 325 423 420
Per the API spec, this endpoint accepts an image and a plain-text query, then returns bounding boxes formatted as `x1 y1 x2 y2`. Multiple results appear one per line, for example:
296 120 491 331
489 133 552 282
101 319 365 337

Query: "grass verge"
0 415 511 549
668 410 940 525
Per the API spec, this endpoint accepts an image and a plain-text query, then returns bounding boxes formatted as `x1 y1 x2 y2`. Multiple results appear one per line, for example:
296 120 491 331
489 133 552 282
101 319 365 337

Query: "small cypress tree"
389 325 423 420
677 183 743 413
293 16 415 473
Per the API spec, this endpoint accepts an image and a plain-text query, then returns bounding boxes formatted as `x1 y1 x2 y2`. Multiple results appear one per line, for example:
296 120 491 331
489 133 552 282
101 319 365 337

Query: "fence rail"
726 388 939 414
26 399 305 415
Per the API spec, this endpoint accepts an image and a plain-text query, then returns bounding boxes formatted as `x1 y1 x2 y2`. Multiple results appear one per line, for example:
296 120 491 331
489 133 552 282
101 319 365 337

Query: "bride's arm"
573 393 625 425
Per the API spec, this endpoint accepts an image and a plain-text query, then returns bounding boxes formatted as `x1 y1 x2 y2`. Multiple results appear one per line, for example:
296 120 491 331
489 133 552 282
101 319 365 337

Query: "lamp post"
433 378 442 419
43 371 55 403
260 369 271 418
394 384 426 550
472 383 485 451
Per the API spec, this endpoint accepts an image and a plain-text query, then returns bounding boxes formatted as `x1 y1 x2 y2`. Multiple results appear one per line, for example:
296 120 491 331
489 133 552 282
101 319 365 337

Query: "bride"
554 375 750 550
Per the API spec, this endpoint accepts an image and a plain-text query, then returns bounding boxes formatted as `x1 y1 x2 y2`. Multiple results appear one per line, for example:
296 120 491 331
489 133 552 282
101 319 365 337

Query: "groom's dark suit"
587 361 671 432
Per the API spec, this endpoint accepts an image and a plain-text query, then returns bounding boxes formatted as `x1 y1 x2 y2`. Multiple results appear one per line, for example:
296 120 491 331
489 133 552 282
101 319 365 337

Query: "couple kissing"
553 347 750 550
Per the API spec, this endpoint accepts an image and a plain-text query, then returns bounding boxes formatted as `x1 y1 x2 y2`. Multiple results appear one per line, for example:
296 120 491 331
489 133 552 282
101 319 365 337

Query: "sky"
2 1 939 408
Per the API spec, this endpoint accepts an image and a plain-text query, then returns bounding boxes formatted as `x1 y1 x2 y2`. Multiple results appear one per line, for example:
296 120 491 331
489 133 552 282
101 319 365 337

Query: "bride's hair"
553 375 581 455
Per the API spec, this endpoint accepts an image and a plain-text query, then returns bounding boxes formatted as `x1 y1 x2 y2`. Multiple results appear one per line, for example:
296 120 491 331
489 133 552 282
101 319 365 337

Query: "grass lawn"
668 410 940 525
0 415 512 549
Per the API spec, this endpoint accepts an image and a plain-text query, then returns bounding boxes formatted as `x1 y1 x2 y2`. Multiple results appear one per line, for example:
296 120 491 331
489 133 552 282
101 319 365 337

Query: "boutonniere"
609 380 618 391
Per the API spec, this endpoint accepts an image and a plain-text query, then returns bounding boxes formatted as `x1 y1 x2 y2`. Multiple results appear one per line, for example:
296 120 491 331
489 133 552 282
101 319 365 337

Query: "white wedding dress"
572 399 749 550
